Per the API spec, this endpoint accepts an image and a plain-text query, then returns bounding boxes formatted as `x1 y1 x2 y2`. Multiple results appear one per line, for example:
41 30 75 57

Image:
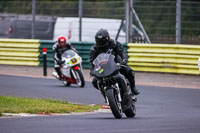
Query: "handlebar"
116 63 127 67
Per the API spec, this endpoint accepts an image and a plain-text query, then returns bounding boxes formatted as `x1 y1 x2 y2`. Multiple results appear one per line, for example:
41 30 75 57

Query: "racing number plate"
70 58 78 64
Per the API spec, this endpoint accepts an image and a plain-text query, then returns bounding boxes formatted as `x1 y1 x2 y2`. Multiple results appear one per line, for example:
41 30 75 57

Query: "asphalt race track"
0 75 104 105
0 75 200 133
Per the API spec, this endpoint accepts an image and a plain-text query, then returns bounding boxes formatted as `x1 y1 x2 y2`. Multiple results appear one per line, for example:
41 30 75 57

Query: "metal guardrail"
0 39 40 66
2 38 199 75
0 39 95 68
128 43 200 75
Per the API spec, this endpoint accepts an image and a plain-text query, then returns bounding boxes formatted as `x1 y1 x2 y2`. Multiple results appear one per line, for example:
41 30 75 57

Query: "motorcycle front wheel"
106 89 123 119
73 69 85 87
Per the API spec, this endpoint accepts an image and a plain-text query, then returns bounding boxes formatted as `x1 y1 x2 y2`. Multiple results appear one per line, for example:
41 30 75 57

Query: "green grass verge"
0 96 101 115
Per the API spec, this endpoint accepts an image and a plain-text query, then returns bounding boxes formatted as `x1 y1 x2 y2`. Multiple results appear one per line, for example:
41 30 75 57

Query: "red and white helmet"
58 36 66 44
57 36 68 48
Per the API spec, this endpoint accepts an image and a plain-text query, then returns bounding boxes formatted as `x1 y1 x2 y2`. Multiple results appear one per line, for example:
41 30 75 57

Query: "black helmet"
95 29 110 47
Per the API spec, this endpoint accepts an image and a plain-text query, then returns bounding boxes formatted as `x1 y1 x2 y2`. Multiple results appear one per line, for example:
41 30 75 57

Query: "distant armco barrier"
128 43 200 75
0 39 95 68
0 39 40 66
1 38 200 75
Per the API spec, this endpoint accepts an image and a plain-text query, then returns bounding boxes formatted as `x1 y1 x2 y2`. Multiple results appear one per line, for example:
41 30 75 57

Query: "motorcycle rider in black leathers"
89 29 140 96
52 36 77 80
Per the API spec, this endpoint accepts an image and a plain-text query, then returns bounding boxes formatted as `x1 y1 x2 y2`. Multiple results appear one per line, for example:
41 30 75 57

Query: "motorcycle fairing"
93 53 119 78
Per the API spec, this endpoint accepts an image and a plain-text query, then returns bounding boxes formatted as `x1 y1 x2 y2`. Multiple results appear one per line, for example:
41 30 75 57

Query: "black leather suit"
89 39 136 93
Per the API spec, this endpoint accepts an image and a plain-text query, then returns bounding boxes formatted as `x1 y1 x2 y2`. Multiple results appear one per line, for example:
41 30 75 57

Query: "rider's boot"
128 71 140 96
52 71 62 80
53 67 62 80
131 87 140 95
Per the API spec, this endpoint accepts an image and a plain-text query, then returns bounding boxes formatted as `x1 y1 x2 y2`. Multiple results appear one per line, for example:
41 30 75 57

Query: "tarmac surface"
0 64 200 89
0 70 200 133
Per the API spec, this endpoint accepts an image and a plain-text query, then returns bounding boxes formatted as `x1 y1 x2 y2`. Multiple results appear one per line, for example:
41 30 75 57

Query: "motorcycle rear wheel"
62 80 71 86
106 89 123 119
124 102 136 118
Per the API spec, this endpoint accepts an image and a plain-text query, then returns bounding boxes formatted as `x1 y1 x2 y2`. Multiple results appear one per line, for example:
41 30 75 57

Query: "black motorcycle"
92 51 136 119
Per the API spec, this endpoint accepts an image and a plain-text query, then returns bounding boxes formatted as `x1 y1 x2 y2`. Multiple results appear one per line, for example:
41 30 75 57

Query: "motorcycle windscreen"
61 50 76 58
93 53 118 78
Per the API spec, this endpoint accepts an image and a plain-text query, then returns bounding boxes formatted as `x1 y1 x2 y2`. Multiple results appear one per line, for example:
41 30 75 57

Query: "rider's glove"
121 59 127 65
58 60 65 65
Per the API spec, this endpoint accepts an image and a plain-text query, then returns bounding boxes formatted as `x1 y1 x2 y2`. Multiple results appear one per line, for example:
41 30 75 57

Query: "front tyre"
73 69 85 87
106 89 123 119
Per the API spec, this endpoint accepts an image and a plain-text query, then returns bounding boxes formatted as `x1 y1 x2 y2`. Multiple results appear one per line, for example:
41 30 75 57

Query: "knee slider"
128 70 135 78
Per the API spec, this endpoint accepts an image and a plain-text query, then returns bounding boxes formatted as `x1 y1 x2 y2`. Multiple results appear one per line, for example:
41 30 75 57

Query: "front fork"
115 83 122 103
71 69 77 80
101 83 122 106
71 65 80 80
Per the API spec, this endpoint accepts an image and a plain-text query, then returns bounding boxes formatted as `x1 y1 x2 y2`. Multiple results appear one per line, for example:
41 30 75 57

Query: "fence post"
198 57 200 73
32 0 36 39
115 19 124 41
79 0 83 42
129 0 133 43
43 48 47 76
130 7 151 43
125 0 131 43
176 0 181 44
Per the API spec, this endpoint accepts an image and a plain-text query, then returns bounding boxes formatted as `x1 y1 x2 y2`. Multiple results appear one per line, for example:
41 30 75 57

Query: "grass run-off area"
0 96 102 116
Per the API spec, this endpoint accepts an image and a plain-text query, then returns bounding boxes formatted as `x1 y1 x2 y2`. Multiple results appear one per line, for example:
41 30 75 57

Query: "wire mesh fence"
133 0 200 44
0 0 199 44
